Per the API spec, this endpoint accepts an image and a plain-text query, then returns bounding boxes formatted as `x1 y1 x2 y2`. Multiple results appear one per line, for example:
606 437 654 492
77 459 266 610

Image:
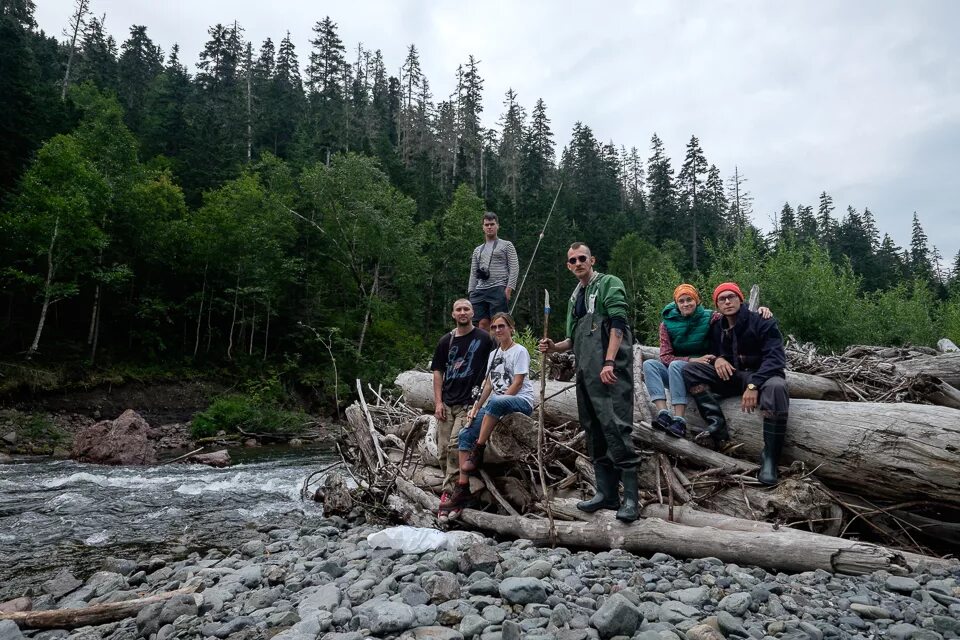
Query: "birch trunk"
27 218 59 358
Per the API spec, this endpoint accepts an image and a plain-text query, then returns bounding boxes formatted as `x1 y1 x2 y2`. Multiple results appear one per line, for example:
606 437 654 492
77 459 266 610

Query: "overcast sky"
35 0 960 262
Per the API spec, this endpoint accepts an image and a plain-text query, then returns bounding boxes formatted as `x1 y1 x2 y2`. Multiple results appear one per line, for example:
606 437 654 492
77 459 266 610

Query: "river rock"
0 620 24 640
42 569 82 599
461 544 500 575
886 576 921 594
589 593 640 638
189 450 231 467
367 601 417 635
70 410 156 465
499 577 547 605
0 597 31 613
718 592 752 616
425 572 461 603
404 627 465 639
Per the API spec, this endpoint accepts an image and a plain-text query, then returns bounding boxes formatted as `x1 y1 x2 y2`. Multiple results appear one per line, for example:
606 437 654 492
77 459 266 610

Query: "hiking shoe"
665 417 687 439
652 410 674 433
462 443 486 473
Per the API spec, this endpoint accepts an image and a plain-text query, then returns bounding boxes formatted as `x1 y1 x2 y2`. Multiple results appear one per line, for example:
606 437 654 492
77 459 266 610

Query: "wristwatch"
746 383 757 391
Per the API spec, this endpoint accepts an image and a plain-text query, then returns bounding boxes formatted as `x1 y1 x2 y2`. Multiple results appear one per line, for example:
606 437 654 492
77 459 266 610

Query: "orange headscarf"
673 284 701 305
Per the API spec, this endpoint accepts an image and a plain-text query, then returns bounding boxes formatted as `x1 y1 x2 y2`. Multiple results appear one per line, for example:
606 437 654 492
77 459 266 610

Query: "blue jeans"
458 394 533 450
642 359 689 407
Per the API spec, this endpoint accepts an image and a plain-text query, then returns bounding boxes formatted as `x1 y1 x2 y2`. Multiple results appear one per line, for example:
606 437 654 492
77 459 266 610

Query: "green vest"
660 302 711 357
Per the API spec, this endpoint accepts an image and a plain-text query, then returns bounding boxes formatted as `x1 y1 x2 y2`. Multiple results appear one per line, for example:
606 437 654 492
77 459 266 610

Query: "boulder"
70 410 156 465
189 450 231 467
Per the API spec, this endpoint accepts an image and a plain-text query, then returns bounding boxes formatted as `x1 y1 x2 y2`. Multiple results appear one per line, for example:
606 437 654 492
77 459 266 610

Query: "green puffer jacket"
564 272 628 345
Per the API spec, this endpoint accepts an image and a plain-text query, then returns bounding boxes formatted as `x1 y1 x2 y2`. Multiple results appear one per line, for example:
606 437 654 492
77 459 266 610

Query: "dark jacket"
708 305 786 387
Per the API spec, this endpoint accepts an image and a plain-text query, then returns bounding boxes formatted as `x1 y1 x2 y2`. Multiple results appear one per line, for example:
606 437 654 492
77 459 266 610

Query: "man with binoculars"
467 212 519 332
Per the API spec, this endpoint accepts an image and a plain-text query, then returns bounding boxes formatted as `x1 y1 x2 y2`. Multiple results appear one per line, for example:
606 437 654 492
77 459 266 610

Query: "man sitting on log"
539 242 641 522
682 282 789 485
430 299 494 508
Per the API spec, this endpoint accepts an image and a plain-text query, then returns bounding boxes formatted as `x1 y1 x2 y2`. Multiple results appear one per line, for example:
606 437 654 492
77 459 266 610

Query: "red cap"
712 282 744 306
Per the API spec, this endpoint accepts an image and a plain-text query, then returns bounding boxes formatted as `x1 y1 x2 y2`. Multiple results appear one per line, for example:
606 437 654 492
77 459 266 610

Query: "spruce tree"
677 135 708 270
118 25 163 137
646 133 676 249
909 212 933 282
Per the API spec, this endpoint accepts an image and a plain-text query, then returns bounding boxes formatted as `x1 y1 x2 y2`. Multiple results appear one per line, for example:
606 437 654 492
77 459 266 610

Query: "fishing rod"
509 181 563 315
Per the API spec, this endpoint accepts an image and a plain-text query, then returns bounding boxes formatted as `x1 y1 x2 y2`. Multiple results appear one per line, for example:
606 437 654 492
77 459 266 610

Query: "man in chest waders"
539 242 640 522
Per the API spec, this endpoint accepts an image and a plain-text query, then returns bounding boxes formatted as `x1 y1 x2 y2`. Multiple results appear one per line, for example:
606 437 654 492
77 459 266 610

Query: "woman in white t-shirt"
438 312 534 518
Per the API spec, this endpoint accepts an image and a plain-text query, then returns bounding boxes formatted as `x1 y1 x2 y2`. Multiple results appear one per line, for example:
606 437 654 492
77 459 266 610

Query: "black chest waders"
572 305 641 521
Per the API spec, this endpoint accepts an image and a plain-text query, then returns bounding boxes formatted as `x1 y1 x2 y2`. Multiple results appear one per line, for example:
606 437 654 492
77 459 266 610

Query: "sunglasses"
567 255 589 265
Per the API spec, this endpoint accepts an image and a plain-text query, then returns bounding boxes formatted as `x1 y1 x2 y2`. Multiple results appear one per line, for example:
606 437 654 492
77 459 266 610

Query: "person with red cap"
642 284 772 439
681 282 789 485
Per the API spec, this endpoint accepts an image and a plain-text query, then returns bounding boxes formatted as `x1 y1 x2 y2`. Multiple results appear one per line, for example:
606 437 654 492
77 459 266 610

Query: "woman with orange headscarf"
641 284 715 438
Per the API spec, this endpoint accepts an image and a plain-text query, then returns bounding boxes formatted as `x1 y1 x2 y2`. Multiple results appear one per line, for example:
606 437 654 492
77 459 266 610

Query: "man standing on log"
682 282 789 485
430 299 494 505
538 242 641 522
468 212 519 332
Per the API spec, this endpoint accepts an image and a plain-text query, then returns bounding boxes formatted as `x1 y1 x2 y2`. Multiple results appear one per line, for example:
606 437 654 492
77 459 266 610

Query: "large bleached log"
686 399 960 506
634 346 844 400
394 477 942 576
893 352 960 387
0 586 198 630
546 498 953 574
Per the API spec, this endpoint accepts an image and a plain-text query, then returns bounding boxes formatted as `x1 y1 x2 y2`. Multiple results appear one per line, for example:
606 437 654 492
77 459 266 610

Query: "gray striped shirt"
468 239 519 292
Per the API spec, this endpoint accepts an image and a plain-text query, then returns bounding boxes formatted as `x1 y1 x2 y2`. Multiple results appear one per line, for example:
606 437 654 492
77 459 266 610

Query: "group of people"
430 211 790 523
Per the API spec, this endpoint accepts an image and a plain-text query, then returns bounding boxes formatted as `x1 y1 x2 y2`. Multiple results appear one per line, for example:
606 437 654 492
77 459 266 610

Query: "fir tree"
646 133 676 249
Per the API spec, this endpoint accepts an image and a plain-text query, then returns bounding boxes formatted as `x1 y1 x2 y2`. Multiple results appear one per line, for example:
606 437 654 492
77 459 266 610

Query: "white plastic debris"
366 526 485 554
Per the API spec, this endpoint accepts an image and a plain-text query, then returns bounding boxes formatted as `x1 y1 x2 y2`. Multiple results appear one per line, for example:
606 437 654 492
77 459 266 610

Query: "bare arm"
432 370 446 420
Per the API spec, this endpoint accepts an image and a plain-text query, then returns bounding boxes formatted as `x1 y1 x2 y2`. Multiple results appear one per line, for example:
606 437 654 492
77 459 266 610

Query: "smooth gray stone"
668 587 710 606
659 601 700 624
499 577 547 605
885 577 921 594
460 613 489 638
0 620 25 640
367 601 417 635
520 560 554 580
589 593 640 638
718 593 753 617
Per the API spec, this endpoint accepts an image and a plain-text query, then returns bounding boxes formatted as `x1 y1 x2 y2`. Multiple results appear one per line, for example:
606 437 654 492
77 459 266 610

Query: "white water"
0 447 332 600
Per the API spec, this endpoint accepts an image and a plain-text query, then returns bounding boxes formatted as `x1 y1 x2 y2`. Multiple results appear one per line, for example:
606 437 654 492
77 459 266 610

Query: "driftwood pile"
326 339 960 577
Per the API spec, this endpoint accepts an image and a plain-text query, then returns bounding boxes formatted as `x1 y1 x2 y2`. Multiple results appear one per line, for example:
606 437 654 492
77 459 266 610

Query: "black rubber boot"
691 390 730 447
615 467 640 523
577 462 620 512
758 415 787 485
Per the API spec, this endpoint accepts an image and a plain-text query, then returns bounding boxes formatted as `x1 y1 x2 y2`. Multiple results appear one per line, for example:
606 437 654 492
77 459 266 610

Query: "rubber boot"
758 415 787 485
615 467 640 523
577 462 620 512
691 390 730 447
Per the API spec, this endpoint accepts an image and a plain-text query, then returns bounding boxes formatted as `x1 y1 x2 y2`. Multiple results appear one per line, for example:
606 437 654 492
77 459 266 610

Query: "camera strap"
480 239 498 274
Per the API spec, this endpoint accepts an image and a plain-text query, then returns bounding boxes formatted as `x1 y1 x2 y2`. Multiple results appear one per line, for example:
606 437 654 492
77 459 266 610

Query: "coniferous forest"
2 3 959 407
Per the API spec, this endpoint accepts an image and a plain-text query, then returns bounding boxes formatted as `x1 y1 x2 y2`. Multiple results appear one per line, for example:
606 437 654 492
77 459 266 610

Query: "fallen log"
893 352 960 387
0 586 199 630
685 398 960 506
394 477 938 575
546 498 953 573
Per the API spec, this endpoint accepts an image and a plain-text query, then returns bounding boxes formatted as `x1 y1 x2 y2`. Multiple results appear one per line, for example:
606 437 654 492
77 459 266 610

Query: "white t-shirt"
486 343 535 409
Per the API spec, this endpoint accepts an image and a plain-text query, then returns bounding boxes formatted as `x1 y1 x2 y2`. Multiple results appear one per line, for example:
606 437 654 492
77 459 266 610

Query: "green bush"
191 395 307 439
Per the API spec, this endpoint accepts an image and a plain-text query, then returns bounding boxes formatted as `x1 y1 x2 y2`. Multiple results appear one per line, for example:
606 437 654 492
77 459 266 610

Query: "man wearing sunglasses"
682 282 789 485
539 242 641 522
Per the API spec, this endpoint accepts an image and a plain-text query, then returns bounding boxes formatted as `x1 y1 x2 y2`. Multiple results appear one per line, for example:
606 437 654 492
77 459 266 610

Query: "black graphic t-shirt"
430 327 495 406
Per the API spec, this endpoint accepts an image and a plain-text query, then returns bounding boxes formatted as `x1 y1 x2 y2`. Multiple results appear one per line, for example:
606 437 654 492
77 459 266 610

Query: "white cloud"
34 0 960 259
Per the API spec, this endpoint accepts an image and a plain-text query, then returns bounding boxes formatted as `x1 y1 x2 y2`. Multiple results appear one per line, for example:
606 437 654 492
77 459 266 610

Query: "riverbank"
3 506 959 640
